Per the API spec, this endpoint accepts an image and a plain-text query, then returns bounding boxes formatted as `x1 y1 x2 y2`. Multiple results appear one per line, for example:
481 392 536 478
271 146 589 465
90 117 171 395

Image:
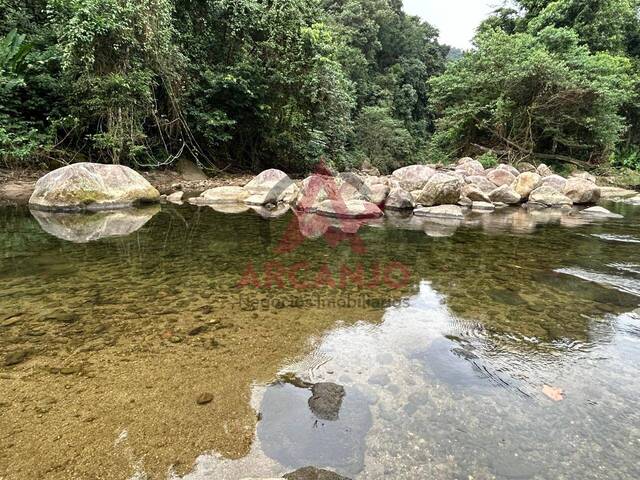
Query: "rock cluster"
186 159 612 221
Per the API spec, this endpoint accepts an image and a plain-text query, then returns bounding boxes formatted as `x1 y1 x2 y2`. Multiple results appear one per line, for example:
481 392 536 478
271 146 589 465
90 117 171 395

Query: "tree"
430 27 633 165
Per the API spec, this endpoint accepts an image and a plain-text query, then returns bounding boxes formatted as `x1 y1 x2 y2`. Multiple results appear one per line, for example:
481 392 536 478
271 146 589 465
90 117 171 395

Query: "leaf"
542 384 565 402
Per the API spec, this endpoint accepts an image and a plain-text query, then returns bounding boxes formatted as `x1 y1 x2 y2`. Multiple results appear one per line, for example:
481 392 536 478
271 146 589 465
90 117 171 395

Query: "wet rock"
415 173 463 206
391 165 436 191
414 205 464 219
528 186 573 208
385 188 415 210
486 169 516 187
29 163 160 211
4 351 29 367
512 172 542 199
283 467 351 480
308 382 345 421
579 206 623 219
31 207 160 243
315 199 383 219
564 177 601 204
196 393 213 405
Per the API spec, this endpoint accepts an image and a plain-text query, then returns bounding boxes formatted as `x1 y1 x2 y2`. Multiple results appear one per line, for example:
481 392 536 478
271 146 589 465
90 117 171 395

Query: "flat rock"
579 206 623 219
29 163 160 211
414 205 464 219
599 186 638 201
471 201 495 212
199 186 249 204
315 199 383 219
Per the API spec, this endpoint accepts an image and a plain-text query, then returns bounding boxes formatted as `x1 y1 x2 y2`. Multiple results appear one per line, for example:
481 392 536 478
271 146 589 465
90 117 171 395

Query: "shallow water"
0 202 639 479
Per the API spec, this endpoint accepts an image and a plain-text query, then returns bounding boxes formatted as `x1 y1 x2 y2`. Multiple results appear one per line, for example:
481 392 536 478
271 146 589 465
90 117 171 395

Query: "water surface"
0 202 639 479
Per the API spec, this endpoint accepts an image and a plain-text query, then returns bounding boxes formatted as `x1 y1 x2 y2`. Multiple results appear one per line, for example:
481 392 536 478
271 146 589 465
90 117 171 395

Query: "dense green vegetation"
1 0 639 173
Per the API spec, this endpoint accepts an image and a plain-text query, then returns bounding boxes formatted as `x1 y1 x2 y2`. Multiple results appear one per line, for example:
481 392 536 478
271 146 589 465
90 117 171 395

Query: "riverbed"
1 202 639 479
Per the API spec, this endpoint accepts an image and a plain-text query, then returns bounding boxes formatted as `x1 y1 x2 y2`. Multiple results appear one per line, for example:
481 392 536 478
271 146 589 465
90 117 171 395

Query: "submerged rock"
579 206 624 219
308 383 346 421
283 467 351 480
30 206 160 243
29 163 160 211
599 187 639 201
471 201 495 212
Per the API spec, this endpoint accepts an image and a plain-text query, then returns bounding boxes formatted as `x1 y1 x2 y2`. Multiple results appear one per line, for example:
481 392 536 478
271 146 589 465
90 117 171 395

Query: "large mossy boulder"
29 163 160 211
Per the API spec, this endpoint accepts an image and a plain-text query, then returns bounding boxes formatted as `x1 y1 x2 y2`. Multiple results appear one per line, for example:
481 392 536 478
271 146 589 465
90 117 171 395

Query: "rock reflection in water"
30 205 159 243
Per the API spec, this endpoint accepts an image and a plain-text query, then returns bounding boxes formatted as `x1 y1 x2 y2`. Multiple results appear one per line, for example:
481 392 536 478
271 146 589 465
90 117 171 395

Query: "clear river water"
0 201 639 480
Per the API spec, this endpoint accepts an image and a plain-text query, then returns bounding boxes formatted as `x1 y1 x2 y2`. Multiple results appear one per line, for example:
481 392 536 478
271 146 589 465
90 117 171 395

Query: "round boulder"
415 173 463 206
512 172 542 199
392 165 437 191
29 163 160 211
564 178 601 205
528 186 573 208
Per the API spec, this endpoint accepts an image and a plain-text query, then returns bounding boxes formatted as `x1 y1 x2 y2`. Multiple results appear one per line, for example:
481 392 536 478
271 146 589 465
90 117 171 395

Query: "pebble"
196 393 214 405
3 351 29 367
